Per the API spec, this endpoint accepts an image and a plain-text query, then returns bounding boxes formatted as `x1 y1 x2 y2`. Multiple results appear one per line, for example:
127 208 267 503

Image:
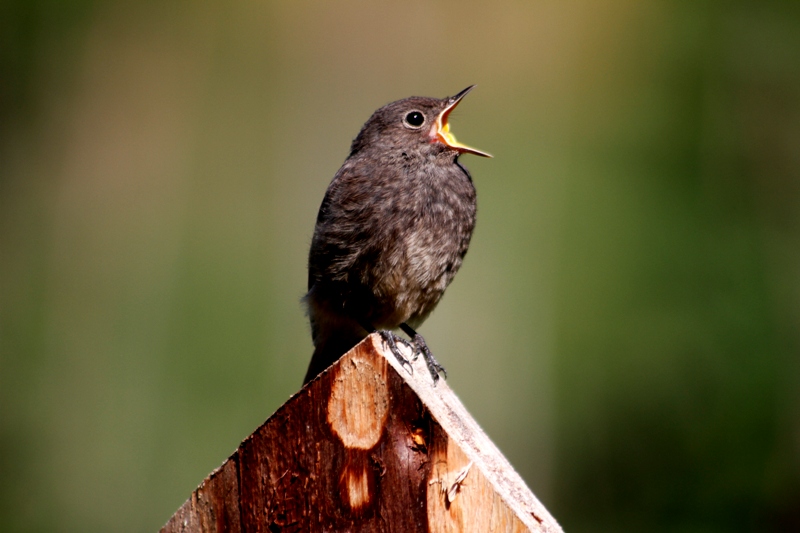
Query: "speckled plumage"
304 90 486 384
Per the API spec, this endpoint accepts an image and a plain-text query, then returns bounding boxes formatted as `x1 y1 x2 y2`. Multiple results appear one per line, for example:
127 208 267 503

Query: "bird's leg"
400 323 447 384
360 321 415 375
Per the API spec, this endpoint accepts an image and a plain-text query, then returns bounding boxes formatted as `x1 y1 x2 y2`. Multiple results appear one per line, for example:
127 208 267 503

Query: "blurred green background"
2 1 799 531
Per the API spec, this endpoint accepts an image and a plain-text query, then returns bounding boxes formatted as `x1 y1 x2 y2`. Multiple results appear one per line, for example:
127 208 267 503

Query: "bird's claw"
410 334 446 384
378 330 414 375
378 328 447 385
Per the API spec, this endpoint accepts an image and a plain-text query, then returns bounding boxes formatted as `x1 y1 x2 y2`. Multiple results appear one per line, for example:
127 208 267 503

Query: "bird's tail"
303 329 367 385
303 286 371 384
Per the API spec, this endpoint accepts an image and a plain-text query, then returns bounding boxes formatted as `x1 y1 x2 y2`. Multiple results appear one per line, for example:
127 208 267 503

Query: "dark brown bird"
303 86 491 385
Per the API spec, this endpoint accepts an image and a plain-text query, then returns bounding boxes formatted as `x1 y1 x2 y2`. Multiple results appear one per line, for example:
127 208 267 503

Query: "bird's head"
349 86 492 159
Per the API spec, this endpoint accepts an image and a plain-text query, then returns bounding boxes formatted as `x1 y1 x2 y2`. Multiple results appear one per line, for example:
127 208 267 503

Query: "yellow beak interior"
436 98 492 158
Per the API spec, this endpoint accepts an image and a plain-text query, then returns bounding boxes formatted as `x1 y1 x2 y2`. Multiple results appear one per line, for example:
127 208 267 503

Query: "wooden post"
161 334 563 532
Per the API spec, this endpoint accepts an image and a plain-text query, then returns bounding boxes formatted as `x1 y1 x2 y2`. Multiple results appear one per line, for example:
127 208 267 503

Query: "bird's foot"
378 330 414 375
412 334 447 384
400 324 447 384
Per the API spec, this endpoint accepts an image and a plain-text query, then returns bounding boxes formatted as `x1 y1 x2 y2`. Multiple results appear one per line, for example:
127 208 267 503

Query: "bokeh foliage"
1 1 799 532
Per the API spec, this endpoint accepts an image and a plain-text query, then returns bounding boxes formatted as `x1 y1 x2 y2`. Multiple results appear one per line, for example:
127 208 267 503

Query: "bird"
303 86 491 385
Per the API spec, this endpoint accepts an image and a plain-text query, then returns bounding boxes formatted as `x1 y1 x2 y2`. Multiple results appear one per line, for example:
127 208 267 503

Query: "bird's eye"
404 111 425 128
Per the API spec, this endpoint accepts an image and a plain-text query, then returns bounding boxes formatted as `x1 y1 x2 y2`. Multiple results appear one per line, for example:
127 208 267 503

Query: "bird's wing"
307 166 384 292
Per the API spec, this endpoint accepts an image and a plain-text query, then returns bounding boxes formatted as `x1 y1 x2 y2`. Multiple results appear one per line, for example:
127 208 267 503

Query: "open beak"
434 85 492 158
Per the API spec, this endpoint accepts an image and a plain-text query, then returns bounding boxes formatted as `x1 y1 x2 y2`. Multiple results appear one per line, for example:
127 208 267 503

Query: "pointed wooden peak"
161 333 563 532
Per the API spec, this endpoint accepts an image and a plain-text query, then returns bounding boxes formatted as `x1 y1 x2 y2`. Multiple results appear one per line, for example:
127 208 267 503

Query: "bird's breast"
370 162 476 323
